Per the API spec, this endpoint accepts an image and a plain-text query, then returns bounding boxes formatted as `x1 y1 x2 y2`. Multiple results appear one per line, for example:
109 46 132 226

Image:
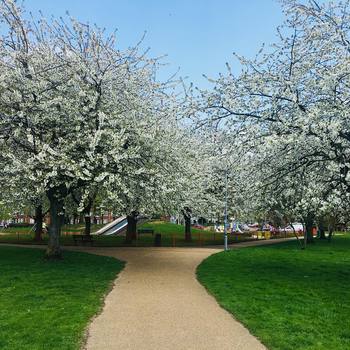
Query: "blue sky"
25 0 285 87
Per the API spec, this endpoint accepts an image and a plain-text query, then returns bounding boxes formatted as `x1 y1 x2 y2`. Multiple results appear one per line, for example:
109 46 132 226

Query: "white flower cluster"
199 0 350 228
0 0 208 252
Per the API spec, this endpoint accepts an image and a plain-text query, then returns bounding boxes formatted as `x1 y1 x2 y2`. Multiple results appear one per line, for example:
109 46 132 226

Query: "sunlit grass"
0 246 124 350
197 235 350 350
0 221 251 247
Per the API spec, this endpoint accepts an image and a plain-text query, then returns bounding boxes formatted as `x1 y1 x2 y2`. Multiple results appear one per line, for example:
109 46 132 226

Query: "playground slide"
95 216 128 236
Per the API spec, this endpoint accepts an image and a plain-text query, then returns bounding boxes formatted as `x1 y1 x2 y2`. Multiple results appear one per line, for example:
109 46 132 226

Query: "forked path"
81 247 267 350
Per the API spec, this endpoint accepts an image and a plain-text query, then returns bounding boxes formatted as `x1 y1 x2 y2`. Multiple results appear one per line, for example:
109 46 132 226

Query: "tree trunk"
184 215 192 242
84 215 91 235
33 205 44 241
79 213 84 224
328 224 334 242
46 188 65 259
318 219 326 240
305 214 314 244
182 207 192 242
125 211 138 243
84 203 92 236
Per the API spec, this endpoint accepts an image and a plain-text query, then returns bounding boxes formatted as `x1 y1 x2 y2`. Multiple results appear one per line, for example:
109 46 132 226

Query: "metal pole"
224 169 228 251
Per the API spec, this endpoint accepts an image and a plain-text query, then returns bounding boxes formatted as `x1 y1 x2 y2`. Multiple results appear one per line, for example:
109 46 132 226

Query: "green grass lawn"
0 246 124 350
197 235 350 350
137 220 223 246
0 221 253 247
0 221 277 247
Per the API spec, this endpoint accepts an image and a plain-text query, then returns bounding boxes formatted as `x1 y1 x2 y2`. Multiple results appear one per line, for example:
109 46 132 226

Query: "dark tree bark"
125 211 138 243
318 219 326 240
46 187 65 259
33 205 44 241
84 214 91 235
304 214 314 244
182 207 192 242
79 213 84 224
328 224 334 242
83 202 93 235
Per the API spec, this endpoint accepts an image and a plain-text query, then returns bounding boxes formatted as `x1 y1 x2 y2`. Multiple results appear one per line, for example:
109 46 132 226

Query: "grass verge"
0 221 263 247
0 246 124 350
197 235 350 350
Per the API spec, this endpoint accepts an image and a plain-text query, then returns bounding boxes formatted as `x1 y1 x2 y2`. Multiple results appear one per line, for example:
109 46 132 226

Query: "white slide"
95 216 128 236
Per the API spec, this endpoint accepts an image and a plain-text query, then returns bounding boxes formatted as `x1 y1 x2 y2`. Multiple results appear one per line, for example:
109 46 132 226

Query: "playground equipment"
95 216 148 236
283 223 304 233
95 216 128 236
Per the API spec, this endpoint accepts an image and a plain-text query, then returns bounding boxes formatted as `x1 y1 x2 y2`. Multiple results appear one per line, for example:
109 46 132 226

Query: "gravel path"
2 238 293 349
80 246 267 350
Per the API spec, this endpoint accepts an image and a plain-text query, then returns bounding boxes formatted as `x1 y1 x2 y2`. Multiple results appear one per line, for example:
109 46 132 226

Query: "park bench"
137 228 154 236
72 234 94 246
